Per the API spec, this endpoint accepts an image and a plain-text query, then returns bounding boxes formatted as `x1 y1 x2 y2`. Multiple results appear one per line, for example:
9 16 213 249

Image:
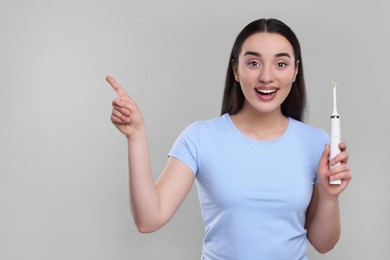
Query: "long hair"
221 18 306 122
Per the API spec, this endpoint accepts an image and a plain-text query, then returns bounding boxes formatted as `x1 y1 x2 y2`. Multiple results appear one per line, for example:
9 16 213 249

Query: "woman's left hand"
317 142 352 198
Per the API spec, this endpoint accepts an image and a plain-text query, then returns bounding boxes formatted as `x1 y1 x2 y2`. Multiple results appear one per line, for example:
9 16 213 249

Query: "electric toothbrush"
330 80 342 185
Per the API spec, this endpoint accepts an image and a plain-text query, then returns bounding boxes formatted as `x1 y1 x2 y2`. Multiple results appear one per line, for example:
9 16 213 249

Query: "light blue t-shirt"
168 114 329 260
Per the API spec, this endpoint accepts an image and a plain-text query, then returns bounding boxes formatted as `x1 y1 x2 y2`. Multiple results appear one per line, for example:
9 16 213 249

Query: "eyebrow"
243 51 292 58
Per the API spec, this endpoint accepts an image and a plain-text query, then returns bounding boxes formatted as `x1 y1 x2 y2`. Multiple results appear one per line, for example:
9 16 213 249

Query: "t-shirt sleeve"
168 122 199 175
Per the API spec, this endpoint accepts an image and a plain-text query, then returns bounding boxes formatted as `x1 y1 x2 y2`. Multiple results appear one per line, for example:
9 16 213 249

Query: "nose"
258 64 274 83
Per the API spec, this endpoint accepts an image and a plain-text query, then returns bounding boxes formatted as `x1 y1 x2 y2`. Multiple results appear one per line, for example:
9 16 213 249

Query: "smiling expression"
233 32 299 116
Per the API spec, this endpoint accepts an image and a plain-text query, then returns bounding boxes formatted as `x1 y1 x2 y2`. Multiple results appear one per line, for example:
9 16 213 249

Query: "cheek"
279 71 296 85
237 68 257 83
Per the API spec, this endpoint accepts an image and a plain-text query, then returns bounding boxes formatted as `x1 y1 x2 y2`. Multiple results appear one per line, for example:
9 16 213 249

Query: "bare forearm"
107 76 186 233
307 196 341 253
126 131 162 232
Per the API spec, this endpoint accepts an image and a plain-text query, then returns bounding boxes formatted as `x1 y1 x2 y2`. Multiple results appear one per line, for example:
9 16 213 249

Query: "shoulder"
289 118 329 141
183 114 228 134
288 119 329 171
169 115 227 166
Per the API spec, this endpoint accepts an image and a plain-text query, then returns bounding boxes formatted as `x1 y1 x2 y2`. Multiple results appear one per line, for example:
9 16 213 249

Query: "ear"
293 60 300 82
232 60 239 82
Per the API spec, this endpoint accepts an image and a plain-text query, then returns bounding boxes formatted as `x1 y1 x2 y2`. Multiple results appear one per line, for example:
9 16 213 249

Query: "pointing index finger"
106 75 129 98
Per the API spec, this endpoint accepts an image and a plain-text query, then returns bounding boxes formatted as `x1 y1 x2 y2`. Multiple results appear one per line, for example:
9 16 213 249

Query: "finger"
111 109 131 124
112 99 137 116
112 101 131 116
330 169 352 183
112 107 130 120
106 75 130 98
112 97 138 112
111 114 130 125
330 163 350 176
331 150 349 166
318 144 330 168
339 142 347 152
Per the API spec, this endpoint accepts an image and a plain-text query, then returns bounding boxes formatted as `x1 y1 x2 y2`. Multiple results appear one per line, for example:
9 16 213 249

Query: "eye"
248 61 261 68
275 62 288 68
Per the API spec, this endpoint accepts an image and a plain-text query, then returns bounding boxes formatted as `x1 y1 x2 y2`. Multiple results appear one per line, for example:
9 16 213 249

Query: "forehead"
240 32 294 57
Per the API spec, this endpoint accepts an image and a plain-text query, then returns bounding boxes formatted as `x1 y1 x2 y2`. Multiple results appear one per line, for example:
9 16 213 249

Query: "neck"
230 106 288 141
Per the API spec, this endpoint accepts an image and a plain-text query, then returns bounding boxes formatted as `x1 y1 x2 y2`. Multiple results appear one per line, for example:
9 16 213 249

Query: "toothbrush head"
332 80 337 88
331 80 338 115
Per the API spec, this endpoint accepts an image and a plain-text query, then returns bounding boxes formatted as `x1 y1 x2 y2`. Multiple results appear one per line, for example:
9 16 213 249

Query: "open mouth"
255 89 278 96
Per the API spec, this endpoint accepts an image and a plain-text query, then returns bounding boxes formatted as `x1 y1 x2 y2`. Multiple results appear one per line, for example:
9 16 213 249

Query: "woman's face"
234 32 298 116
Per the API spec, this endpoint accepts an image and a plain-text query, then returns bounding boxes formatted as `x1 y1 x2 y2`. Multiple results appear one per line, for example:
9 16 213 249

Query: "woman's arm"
306 143 352 253
107 76 195 233
306 184 341 253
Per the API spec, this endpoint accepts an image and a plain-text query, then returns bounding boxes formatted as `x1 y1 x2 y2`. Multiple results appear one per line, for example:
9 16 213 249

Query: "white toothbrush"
330 80 342 185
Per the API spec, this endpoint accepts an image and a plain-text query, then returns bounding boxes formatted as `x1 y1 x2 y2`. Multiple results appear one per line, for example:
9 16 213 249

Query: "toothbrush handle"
330 116 342 185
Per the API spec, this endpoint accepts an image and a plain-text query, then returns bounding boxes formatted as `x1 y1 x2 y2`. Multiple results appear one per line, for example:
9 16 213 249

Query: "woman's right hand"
106 75 144 138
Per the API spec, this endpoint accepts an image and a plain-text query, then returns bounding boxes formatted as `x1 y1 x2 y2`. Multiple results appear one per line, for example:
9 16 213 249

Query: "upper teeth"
257 89 277 94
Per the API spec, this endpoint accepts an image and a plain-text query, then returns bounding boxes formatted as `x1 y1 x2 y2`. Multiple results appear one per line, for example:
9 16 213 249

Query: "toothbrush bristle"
332 80 337 88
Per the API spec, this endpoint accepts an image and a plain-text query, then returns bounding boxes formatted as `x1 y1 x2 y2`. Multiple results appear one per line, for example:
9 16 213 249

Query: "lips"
255 87 279 96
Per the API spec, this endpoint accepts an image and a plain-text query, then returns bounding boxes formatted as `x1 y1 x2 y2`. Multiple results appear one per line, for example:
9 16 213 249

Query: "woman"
107 18 352 259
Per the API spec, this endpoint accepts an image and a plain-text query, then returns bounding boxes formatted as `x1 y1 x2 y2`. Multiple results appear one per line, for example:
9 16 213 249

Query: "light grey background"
0 0 388 259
